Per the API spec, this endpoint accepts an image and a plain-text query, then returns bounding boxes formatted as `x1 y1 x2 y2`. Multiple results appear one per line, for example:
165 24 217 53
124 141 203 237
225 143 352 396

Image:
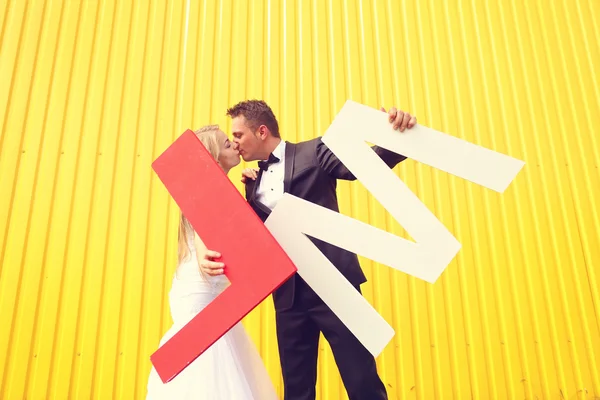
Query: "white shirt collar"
270 140 285 161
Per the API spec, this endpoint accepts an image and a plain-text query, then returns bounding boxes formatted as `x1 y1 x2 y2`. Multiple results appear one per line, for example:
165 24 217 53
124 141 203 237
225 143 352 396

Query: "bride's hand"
241 168 258 184
199 250 225 276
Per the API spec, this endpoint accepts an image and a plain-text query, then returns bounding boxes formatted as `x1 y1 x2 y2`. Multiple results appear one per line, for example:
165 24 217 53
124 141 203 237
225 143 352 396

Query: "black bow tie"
258 153 280 171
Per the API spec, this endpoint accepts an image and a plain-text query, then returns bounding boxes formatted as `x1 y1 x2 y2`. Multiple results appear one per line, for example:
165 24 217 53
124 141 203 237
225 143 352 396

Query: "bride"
146 125 278 399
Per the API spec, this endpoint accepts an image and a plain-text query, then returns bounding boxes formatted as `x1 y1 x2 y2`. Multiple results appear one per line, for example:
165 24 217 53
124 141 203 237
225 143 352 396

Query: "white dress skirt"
146 231 278 399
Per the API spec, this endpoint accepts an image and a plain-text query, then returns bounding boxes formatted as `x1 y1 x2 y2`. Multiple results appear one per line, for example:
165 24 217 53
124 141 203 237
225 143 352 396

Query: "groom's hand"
381 106 416 132
199 250 225 276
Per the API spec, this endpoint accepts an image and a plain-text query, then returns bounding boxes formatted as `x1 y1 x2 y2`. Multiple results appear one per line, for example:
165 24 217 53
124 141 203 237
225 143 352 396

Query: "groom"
201 100 416 400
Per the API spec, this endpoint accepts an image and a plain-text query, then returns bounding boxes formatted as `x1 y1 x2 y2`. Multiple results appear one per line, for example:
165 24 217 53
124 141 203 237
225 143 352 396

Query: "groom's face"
231 115 263 162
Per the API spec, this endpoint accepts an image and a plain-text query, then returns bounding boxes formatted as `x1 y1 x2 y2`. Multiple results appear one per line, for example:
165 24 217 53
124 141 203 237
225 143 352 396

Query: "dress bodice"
168 225 229 324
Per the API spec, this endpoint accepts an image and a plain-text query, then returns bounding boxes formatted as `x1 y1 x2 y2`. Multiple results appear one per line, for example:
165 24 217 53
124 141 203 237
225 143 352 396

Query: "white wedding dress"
146 227 278 399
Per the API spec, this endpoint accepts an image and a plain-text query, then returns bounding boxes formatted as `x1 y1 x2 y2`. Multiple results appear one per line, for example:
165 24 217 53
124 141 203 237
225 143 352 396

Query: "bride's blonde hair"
177 124 221 264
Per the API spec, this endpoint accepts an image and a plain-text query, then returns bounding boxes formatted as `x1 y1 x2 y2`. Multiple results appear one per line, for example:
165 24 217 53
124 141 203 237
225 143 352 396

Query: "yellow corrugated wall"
1 0 599 398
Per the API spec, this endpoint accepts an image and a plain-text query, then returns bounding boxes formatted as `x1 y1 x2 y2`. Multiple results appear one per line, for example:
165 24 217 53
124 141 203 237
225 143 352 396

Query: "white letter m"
265 100 525 356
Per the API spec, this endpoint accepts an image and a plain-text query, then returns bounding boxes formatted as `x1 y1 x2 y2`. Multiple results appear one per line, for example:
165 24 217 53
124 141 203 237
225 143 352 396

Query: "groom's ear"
258 125 269 140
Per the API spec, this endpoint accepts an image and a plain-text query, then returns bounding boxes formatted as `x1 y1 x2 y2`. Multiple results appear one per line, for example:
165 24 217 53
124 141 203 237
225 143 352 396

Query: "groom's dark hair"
226 100 280 138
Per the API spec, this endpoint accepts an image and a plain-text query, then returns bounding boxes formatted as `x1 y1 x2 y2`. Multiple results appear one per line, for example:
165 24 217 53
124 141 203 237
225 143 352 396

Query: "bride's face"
216 130 241 171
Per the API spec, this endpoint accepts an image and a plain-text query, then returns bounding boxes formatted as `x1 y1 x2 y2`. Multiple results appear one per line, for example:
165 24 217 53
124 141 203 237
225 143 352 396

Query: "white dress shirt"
256 140 286 210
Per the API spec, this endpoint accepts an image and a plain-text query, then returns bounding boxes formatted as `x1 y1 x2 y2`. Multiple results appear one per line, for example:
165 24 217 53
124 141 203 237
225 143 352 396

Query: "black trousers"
275 278 388 400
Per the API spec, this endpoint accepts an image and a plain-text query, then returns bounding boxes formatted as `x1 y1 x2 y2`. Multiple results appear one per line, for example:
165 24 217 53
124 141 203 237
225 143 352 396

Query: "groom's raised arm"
316 106 414 180
316 139 407 181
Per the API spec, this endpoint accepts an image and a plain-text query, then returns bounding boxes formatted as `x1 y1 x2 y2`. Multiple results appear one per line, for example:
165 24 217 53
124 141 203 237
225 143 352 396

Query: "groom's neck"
260 137 282 159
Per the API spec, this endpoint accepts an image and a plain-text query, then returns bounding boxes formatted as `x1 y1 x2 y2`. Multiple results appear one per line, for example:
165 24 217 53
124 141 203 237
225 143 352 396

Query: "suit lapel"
249 168 272 217
284 141 296 193
251 168 264 202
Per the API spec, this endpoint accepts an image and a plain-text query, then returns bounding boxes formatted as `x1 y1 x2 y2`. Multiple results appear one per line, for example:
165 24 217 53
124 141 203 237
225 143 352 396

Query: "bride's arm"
193 232 207 277
194 232 225 276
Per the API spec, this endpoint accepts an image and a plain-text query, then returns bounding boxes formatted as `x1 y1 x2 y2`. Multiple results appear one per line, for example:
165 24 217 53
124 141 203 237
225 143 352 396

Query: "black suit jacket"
245 137 406 311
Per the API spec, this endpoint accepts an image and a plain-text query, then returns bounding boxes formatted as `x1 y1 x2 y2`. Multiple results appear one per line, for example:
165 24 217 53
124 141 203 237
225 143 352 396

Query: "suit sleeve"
315 137 407 180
